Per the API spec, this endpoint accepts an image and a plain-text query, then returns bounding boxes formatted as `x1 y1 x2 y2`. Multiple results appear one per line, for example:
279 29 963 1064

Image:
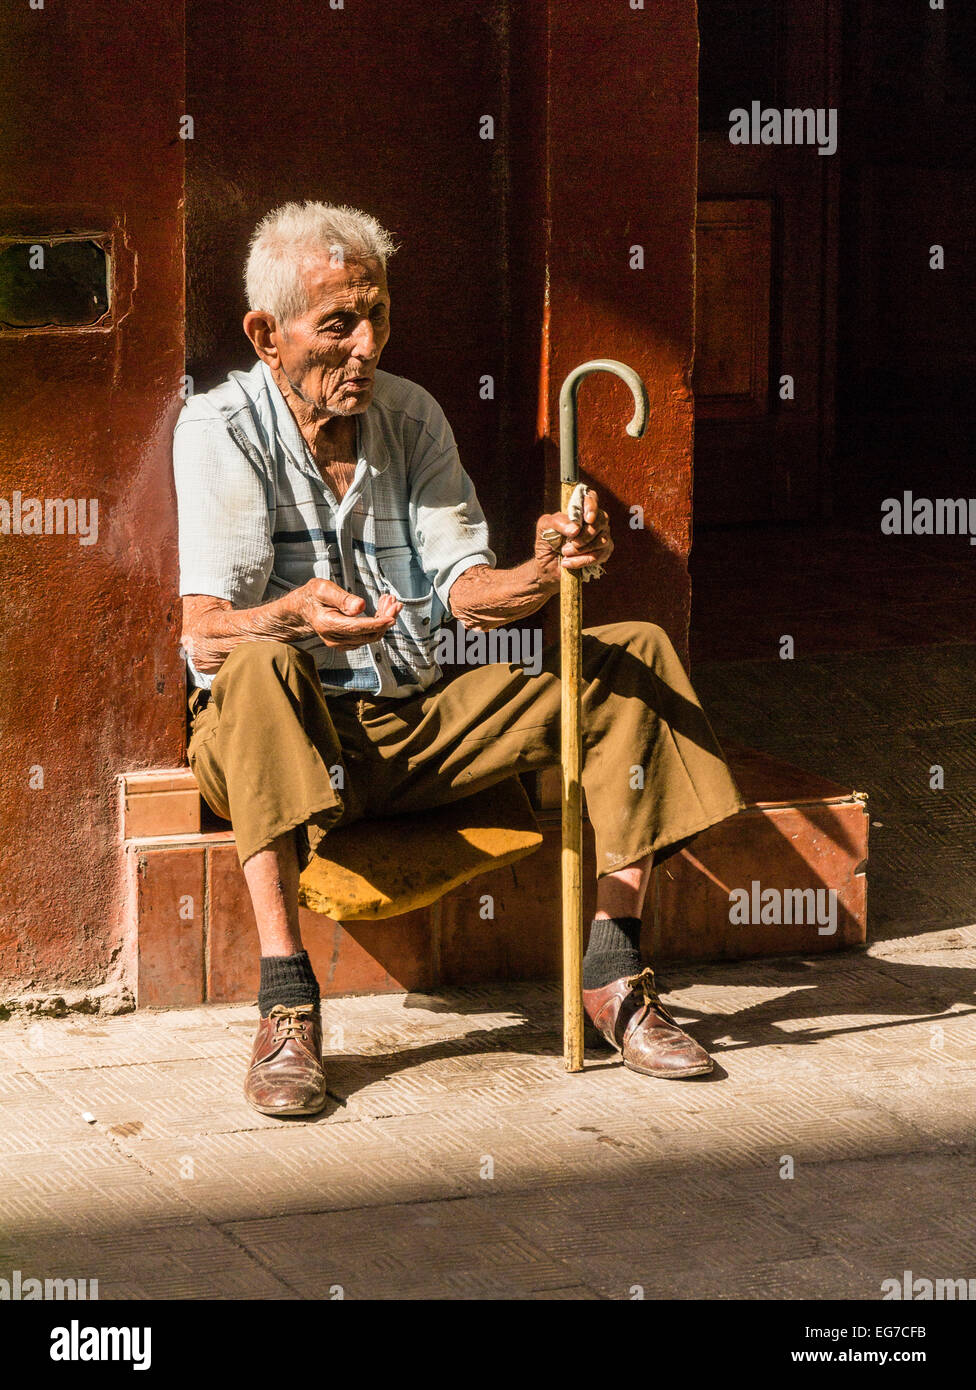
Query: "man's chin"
312 390 373 418
338 388 375 414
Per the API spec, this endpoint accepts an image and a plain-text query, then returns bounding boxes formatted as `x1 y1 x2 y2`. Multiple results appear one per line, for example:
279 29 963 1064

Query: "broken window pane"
0 238 110 328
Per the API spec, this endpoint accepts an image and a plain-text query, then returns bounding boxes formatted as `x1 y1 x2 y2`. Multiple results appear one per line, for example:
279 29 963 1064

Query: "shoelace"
625 967 678 1024
267 1003 318 1040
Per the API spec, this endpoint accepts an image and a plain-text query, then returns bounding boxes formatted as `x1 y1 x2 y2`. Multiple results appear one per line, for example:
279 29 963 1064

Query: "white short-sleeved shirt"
173 360 496 696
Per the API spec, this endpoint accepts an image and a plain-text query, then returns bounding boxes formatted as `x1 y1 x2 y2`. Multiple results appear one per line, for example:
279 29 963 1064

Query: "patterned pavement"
2 923 975 1300
694 643 976 941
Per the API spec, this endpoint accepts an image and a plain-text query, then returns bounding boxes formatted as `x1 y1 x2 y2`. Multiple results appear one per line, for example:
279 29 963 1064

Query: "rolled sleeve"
173 412 274 607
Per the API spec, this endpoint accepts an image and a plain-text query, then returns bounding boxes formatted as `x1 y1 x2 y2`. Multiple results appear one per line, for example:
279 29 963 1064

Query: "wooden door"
694 0 841 524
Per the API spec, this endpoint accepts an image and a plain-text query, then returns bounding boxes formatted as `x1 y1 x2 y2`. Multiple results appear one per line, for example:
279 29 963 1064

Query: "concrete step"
120 747 869 1007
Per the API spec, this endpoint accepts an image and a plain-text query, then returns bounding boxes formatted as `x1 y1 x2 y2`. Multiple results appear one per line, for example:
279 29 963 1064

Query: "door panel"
694 0 840 524
695 199 771 419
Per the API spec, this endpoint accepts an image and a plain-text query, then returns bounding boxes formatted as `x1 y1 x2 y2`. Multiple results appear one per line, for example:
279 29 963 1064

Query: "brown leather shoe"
244 1003 328 1116
583 966 713 1079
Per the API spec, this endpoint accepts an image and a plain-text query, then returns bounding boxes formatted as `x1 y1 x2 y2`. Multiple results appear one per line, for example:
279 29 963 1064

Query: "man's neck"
270 365 358 463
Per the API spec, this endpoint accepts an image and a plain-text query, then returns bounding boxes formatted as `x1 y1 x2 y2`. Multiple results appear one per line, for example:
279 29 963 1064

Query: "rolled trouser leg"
187 642 358 868
578 621 744 877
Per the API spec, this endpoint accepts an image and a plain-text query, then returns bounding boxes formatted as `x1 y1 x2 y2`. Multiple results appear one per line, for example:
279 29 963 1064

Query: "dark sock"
582 916 643 989
257 951 320 1017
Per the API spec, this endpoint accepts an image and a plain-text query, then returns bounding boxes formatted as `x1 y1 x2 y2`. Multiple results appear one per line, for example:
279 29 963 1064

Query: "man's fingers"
562 513 611 555
575 507 609 538
330 611 399 636
542 502 607 537
537 505 612 576
300 577 405 648
311 608 401 643
375 592 402 620
561 535 614 569
561 544 608 561
542 513 579 538
307 578 366 615
320 625 392 647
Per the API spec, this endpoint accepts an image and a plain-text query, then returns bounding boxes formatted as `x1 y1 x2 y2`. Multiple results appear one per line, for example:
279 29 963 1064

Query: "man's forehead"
301 256 388 310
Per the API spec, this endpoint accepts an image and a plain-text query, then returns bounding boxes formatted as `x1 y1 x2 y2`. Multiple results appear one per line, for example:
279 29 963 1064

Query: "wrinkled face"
275 256 391 417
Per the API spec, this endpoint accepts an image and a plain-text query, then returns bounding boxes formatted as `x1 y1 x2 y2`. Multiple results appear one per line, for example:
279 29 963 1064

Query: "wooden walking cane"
555 361 649 1072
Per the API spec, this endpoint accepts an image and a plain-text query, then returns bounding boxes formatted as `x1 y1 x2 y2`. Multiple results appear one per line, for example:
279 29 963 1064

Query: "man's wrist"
271 588 310 633
530 556 560 596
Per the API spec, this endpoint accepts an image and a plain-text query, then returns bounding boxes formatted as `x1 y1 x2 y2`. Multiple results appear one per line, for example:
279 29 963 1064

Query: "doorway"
690 0 976 942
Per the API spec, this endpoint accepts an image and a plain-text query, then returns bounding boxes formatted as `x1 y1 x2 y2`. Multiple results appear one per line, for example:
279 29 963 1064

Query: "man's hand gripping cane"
536 485 614 583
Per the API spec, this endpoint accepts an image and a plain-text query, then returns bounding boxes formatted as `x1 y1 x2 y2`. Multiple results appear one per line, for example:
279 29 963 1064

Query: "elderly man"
173 201 743 1117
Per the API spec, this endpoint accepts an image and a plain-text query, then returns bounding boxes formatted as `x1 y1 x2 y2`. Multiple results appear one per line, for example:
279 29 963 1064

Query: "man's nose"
350 318 379 362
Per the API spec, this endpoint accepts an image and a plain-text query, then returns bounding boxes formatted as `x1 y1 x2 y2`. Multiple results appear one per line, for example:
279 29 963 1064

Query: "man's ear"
243 310 281 366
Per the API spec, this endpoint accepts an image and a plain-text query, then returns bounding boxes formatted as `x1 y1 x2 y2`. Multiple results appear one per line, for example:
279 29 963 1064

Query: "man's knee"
586 619 674 662
213 640 317 689
630 620 673 658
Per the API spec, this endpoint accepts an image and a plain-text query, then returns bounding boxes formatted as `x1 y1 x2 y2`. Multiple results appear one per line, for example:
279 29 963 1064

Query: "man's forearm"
449 560 558 630
182 595 305 675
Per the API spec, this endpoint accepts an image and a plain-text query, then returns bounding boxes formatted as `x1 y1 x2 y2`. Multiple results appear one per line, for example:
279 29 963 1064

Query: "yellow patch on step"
298 778 544 921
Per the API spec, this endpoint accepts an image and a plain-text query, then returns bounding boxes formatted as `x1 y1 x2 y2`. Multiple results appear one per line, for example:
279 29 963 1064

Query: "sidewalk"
2 924 975 1301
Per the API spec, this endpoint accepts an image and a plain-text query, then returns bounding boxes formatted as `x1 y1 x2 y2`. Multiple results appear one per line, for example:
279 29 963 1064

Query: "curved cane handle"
558 359 649 485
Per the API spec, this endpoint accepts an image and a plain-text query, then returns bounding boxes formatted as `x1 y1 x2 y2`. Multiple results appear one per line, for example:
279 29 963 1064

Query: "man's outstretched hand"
289 579 402 650
534 487 614 586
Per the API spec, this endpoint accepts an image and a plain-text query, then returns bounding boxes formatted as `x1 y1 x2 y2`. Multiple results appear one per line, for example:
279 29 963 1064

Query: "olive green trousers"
187 620 744 875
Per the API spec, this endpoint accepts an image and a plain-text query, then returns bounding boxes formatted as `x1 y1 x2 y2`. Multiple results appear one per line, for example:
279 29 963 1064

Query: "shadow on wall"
185 156 253 390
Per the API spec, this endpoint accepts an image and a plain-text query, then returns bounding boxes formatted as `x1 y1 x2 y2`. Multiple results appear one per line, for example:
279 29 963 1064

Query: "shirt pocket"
376 546 439 672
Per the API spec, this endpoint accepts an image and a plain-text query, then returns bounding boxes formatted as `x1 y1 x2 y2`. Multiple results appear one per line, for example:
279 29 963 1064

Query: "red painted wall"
0 1 186 997
541 1 699 652
186 0 518 558
0 0 698 1001
186 0 699 611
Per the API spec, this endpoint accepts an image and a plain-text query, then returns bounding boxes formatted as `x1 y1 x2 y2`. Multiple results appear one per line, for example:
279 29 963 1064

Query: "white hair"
244 201 398 326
